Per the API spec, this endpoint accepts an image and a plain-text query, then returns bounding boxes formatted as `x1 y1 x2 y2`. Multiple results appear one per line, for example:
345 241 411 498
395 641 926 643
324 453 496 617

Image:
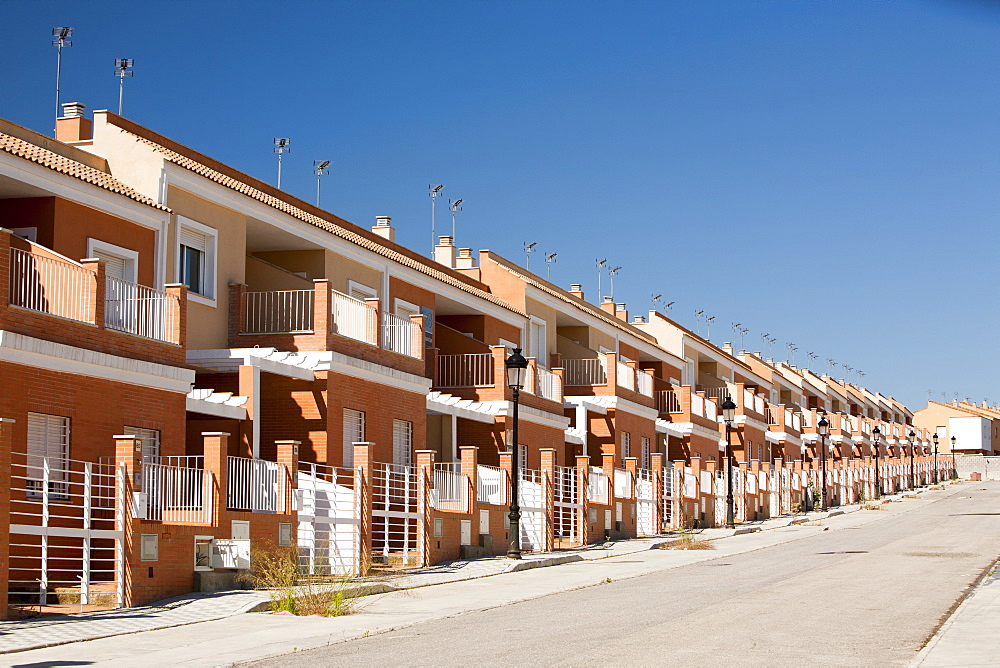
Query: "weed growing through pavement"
659 531 715 551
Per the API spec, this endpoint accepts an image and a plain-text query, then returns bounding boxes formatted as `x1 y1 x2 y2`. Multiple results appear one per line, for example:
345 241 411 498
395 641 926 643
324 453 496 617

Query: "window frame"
26 412 70 501
176 216 218 305
343 408 366 468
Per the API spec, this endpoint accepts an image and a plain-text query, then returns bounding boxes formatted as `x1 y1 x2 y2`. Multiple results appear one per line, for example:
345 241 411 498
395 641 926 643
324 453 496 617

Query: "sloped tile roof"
0 131 168 211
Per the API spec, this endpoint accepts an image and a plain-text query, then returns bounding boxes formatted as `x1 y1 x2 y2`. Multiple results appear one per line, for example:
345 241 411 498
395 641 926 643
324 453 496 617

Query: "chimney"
56 102 92 142
614 303 628 322
569 284 584 300
371 216 395 242
434 235 456 268
632 315 646 324
600 296 616 315
722 342 734 356
455 248 477 269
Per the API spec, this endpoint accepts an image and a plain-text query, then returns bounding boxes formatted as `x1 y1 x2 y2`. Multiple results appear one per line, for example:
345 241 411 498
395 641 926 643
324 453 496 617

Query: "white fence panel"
331 290 376 344
243 290 314 334
9 248 93 323
228 457 286 513
297 464 359 576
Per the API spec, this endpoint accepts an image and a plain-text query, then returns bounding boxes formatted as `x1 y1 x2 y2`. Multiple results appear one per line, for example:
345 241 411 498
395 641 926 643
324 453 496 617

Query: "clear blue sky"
2 0 997 410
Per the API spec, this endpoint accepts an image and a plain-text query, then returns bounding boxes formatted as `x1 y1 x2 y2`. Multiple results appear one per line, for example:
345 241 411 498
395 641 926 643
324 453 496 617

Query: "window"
343 408 365 468
278 523 292 547
27 413 70 499
126 426 161 462
519 444 528 471
641 437 651 470
178 217 217 300
622 431 631 465
348 281 377 302
529 318 547 366
393 419 413 466
88 238 139 282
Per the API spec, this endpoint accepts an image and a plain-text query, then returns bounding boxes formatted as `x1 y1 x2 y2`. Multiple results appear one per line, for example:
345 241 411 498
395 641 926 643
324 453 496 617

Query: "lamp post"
951 436 958 480
504 348 528 559
872 426 881 499
721 395 737 528
908 430 916 490
932 433 939 484
818 416 829 511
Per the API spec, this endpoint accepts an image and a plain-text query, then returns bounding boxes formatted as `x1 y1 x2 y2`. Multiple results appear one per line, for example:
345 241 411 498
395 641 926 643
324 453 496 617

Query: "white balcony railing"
380 311 419 358
430 463 468 512
535 365 561 402
143 462 213 525
330 290 376 344
613 468 633 499
563 357 607 386
437 353 495 388
636 371 652 397
616 361 635 391
587 466 609 504
105 276 180 344
227 457 286 513
657 390 681 413
477 465 506 505
243 290 314 334
9 247 93 323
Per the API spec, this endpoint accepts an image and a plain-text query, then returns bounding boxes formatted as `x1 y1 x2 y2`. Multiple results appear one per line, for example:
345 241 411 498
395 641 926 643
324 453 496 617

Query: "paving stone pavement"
0 492 916 656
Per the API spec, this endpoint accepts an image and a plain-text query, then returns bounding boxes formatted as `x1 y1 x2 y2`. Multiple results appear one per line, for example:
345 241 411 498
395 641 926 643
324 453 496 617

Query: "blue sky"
2 0 997 410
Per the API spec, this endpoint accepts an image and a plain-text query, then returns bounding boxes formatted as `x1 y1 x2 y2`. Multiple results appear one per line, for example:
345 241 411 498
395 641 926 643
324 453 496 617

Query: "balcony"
561 349 654 403
433 349 563 405
2 233 186 365
232 282 424 370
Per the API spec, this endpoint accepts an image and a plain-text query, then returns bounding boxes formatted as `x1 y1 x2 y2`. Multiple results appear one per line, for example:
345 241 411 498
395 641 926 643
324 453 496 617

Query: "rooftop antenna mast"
524 242 538 270
313 160 331 207
652 294 663 311
664 301 675 315
608 266 622 301
449 198 463 241
596 258 607 302
52 27 74 133
740 327 749 351
273 138 290 189
786 342 797 365
705 315 716 341
545 252 558 280
731 322 742 347
807 352 818 368
858 370 865 386
695 310 704 336
429 184 444 254
114 58 134 115
828 359 837 376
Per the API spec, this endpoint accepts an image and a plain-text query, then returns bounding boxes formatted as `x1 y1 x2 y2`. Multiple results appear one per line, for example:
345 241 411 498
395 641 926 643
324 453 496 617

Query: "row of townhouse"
0 105 953 617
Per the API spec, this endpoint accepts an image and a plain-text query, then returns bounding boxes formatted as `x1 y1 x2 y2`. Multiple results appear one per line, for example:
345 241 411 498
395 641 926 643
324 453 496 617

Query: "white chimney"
434 235 457 268
455 248 477 269
60 102 85 118
372 216 395 242
633 315 646 324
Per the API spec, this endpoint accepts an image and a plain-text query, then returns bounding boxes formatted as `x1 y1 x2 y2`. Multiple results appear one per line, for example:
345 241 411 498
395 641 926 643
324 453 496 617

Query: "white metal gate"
297 463 359 575
714 472 726 526
636 469 656 535
661 465 678 530
371 463 424 568
8 452 124 611
553 466 582 546
518 468 546 551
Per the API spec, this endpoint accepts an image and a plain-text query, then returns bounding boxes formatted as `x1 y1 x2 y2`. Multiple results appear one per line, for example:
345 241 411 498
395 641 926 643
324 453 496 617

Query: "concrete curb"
506 555 584 572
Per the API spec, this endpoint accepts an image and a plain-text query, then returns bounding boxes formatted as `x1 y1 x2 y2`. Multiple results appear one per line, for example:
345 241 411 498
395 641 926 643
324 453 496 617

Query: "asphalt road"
258 483 1000 667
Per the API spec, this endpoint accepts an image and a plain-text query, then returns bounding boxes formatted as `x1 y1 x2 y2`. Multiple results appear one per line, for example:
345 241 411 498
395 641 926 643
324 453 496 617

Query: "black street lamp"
872 426 882 499
721 395 737 529
504 348 528 559
908 430 916 489
932 433 939 484
818 416 830 511
951 435 958 480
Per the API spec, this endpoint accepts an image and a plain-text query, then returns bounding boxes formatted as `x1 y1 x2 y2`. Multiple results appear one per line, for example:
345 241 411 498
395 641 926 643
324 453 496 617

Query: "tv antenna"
314 160 331 207
449 199 463 241
524 242 538 270
544 252 558 280
596 259 607 301
273 138 290 189
608 266 622 301
114 58 134 115
705 315 716 341
695 310 704 335
429 184 444 254
52 27 74 132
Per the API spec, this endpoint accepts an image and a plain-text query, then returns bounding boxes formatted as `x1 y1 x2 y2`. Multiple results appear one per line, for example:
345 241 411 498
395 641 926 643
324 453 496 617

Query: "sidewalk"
0 489 930 656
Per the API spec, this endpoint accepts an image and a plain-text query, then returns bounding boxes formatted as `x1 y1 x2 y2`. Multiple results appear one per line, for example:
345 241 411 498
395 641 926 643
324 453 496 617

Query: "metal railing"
616 361 635 391
699 387 729 402
613 468 633 499
657 390 682 413
105 276 180 343
8 247 93 323
227 457 286 513
381 311 418 357
243 290 314 334
431 463 468 511
587 466 609 504
477 465 507 505
330 290 376 344
143 461 213 524
437 353 495 388
636 371 652 397
535 365 561 402
563 357 607 386
765 407 778 425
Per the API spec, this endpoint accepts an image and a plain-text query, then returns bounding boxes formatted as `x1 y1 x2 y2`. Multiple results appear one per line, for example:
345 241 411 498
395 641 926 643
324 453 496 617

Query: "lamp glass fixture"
721 396 736 424
817 417 829 436
505 348 528 390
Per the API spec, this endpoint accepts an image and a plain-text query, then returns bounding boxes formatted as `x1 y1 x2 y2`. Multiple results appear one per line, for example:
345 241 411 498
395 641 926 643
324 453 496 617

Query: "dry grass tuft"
659 532 716 551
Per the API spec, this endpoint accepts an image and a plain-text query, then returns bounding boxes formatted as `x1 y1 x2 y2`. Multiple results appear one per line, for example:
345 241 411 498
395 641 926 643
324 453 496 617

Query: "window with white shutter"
343 409 365 468
27 413 70 498
641 437 651 470
126 426 161 462
177 217 217 299
392 419 413 466
529 318 547 366
622 431 631 465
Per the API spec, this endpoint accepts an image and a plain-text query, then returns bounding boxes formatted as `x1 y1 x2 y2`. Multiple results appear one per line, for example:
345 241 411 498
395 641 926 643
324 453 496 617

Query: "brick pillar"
311 279 330 349
81 258 105 327
425 346 439 385
499 450 513 508
414 450 435 567
605 351 618 389
410 314 426 361
539 448 556 551
113 434 143 608
460 446 478 515
0 230 11 309
202 432 229 525
576 455 591 544
0 418 15 618
689 455 702 527
552 366 565 403
275 440 300 516
674 460 685 529
774 457 784 515
750 459 761 520
238 365 259 458
364 297 381 347
651 452 664 532
164 283 187 348
624 457 638 499
352 442 374 573
489 346 507 401
228 283 247 347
